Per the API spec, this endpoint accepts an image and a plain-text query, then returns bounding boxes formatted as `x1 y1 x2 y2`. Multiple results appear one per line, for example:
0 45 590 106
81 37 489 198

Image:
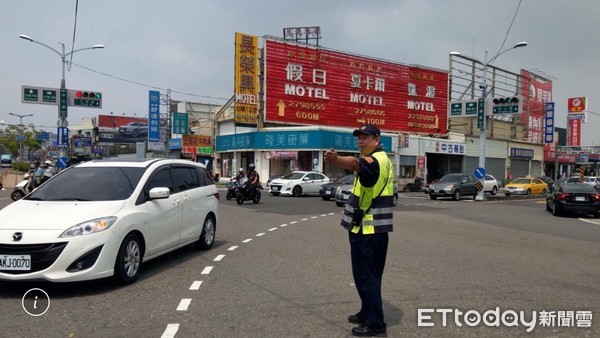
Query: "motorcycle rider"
235 168 245 181
247 163 259 190
42 160 54 183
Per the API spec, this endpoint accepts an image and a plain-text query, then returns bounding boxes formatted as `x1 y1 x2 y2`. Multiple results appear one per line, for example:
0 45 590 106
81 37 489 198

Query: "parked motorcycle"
226 178 239 200
11 173 30 201
236 178 261 205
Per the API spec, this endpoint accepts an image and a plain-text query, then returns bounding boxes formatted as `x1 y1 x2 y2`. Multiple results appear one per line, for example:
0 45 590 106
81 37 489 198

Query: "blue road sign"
474 167 486 180
57 157 70 169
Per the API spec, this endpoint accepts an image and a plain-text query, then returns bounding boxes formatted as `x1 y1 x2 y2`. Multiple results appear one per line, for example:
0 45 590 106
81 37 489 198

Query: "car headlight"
60 217 117 238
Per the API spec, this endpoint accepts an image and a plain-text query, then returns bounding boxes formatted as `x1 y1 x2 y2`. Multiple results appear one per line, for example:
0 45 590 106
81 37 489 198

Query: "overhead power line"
490 0 523 65
69 61 230 102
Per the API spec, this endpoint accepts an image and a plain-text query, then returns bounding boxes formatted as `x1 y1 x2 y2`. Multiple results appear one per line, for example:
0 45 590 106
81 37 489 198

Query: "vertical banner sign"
520 70 553 143
172 112 189 135
60 88 68 118
148 90 160 142
544 102 554 144
477 98 485 129
234 33 259 127
569 119 582 146
57 127 69 147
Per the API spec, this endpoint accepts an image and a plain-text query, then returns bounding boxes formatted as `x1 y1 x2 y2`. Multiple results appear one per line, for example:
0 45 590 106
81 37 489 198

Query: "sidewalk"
1 171 23 189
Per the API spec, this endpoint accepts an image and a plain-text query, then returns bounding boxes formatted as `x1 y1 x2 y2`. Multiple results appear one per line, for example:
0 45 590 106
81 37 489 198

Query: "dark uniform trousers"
349 230 389 330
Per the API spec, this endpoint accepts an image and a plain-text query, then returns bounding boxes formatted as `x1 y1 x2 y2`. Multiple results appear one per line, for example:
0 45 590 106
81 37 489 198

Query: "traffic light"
69 90 103 108
493 97 519 104
491 96 521 114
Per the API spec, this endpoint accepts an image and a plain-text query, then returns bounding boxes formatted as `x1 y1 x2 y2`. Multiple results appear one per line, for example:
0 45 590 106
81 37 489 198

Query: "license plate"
575 196 586 201
272 186 280 191
0 254 31 271
325 191 332 195
342 194 349 200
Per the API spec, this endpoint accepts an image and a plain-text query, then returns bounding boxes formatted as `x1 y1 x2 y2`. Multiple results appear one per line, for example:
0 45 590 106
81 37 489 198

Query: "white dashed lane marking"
176 299 192 311
189 281 203 290
164 211 339 337
161 324 180 338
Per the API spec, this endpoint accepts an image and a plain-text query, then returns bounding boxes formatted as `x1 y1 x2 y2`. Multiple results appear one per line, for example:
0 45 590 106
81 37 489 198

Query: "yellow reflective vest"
341 150 394 234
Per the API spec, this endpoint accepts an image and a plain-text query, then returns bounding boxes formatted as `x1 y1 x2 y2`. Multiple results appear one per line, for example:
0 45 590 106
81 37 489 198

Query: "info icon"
22 288 50 316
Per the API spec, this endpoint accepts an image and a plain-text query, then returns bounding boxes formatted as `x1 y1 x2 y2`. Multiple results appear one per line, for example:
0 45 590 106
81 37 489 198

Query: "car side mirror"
303 177 310 181
149 187 170 200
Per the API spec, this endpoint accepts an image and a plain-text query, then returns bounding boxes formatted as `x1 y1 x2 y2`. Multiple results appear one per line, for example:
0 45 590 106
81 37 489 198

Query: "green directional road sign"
23 88 39 102
477 99 485 128
492 105 520 114
60 89 68 118
465 101 478 115
450 102 462 116
74 99 101 107
42 89 57 103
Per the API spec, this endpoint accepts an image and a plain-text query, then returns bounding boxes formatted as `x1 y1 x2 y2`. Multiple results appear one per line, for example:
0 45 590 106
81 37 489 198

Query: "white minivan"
0 158 219 284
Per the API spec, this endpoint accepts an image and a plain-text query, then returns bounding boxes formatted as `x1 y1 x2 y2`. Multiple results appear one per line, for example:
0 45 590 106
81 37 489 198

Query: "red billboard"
98 115 147 129
264 38 448 133
520 70 553 143
569 119 582 146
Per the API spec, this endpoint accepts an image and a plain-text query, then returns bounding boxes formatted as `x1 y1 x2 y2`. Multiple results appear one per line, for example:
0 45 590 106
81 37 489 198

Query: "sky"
1 0 599 145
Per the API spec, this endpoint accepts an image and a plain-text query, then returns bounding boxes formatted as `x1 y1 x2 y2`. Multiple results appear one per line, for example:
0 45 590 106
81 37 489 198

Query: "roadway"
0 189 598 337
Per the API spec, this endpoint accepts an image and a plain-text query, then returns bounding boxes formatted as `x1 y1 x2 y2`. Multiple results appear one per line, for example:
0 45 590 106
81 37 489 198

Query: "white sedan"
483 174 500 195
269 171 330 196
0 158 219 284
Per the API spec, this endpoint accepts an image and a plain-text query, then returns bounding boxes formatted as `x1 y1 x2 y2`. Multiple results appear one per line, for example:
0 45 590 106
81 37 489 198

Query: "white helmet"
44 160 54 166
239 168 244 172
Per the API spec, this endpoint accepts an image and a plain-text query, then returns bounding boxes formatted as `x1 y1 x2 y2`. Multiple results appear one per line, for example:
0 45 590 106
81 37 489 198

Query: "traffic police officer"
324 123 393 337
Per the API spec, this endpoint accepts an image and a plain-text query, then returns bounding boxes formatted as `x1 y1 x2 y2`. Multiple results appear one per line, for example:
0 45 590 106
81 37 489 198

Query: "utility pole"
9 113 34 161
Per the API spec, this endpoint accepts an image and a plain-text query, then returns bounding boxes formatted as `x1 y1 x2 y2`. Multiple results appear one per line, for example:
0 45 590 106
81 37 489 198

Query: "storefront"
464 137 508 184
215 126 395 184
398 134 468 186
506 141 544 179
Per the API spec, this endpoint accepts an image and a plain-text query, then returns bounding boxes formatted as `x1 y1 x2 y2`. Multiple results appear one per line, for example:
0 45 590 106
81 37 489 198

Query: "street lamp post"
451 42 527 200
9 113 34 161
19 34 104 158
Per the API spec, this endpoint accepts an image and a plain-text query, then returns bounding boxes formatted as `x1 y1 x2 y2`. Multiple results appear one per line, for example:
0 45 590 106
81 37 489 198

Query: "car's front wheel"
491 186 498 195
322 196 331 201
336 202 344 207
114 233 142 285
546 200 552 212
452 190 461 201
392 194 398 206
429 194 437 200
196 215 216 250
131 129 139 137
292 186 303 197
541 188 547 194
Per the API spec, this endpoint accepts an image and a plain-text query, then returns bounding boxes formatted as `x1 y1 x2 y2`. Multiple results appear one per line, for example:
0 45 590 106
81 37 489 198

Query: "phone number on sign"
288 101 326 110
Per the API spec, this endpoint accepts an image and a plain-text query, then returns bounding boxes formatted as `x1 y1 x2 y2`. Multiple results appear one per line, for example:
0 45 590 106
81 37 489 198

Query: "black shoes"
351 325 387 337
348 313 366 325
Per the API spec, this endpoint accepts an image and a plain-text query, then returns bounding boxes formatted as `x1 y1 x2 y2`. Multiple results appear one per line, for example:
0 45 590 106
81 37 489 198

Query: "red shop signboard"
264 38 448 133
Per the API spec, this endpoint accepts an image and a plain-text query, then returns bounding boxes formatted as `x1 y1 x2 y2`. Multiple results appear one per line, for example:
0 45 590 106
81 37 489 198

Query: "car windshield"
439 175 461 183
26 166 145 201
561 183 596 193
512 179 531 184
281 172 306 180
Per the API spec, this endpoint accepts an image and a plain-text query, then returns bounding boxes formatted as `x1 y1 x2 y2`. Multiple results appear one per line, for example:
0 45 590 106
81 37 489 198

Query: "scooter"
225 178 239 200
236 178 261 205
11 173 30 201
